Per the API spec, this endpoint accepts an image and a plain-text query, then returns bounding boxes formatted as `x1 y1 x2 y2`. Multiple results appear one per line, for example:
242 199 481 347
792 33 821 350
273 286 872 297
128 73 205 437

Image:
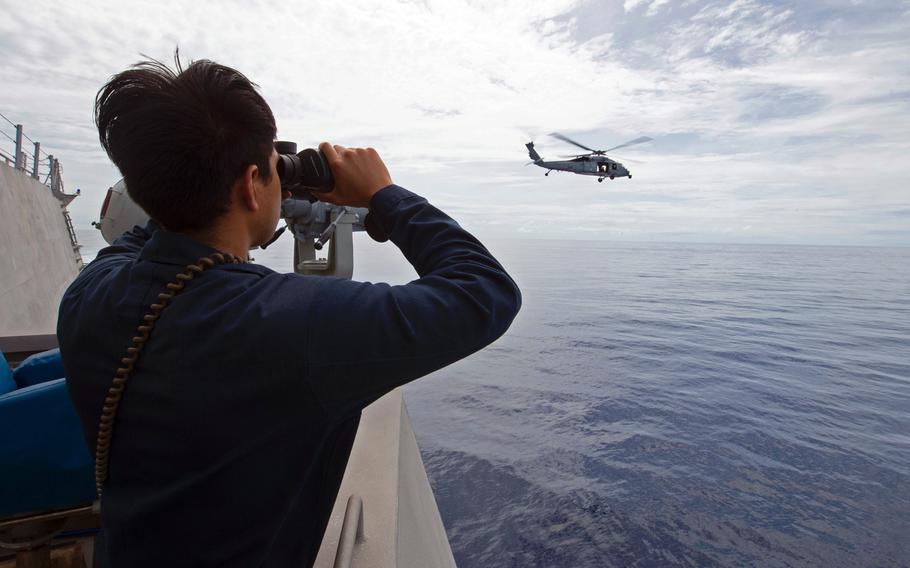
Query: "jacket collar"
139 228 222 266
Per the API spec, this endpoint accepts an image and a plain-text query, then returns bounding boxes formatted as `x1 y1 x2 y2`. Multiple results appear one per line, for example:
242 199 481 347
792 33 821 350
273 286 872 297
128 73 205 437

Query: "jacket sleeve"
299 185 522 417
95 220 160 260
60 221 161 301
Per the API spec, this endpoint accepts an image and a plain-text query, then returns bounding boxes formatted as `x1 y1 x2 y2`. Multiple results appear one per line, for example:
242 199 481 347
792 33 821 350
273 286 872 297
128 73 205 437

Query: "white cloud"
624 0 671 16
0 0 908 245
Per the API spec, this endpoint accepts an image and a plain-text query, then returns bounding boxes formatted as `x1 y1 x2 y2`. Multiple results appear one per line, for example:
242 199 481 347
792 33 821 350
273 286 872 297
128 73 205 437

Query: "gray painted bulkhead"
315 389 457 567
0 163 81 338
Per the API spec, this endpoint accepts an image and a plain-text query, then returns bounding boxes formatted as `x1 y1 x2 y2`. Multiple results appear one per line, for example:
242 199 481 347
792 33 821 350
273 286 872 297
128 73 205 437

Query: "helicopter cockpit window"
612 163 618 171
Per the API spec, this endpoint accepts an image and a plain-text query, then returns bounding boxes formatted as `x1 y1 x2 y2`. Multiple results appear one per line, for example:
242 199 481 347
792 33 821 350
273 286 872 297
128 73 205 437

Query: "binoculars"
275 141 334 197
274 141 388 244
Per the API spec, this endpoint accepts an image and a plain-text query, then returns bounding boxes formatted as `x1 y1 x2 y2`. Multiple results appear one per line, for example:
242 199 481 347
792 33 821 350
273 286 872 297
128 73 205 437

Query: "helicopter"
526 132 653 182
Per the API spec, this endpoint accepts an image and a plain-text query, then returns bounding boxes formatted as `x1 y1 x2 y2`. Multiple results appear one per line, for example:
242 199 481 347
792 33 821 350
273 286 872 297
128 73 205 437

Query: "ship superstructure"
0 116 82 354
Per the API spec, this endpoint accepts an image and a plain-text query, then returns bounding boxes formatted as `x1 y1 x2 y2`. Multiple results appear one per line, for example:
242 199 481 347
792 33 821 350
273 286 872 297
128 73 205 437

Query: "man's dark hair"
95 54 277 232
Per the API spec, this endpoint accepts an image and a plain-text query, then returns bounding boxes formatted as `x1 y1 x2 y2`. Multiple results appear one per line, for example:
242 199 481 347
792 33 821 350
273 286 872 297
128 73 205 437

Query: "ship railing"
0 147 16 165
1 110 83 269
0 111 65 192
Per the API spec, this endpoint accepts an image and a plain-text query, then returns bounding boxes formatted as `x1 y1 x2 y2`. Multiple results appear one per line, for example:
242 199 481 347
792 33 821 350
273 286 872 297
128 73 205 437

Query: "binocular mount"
279 198 370 280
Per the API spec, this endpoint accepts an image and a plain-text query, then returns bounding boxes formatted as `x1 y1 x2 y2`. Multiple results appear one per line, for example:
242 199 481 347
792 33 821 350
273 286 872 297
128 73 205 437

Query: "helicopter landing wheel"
598 178 603 183
628 175 632 179
545 172 549 176
610 176 614 180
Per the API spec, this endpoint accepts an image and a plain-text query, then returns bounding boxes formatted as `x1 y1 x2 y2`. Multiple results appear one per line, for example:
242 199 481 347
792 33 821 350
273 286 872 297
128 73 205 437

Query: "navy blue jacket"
57 185 520 567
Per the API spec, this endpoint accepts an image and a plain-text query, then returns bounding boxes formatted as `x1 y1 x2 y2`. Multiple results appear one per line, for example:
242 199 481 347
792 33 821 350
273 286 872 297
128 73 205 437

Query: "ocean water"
77 230 910 567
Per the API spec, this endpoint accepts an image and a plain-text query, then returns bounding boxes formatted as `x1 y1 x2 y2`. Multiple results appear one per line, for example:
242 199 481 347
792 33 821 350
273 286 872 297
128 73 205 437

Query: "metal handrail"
332 495 365 568
0 111 56 182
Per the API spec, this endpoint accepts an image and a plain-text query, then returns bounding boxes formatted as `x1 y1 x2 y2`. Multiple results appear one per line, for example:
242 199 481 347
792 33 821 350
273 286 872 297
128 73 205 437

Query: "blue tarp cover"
0 350 95 517
14 348 66 388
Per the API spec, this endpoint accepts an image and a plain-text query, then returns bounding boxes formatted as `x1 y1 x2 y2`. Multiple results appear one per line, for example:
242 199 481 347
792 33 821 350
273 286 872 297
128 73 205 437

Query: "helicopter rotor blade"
602 136 653 154
612 154 646 164
550 132 599 154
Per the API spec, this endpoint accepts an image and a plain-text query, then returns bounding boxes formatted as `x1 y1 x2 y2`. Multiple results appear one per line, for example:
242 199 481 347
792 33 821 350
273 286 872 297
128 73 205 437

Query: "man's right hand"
318 142 393 208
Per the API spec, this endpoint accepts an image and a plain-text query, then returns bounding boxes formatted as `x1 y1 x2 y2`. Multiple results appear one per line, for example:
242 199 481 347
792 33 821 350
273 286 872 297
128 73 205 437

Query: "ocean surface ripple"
403 241 910 567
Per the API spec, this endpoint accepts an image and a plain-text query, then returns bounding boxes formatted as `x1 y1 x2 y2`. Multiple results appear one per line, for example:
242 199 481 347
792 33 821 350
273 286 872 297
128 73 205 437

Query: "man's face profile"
252 148 284 246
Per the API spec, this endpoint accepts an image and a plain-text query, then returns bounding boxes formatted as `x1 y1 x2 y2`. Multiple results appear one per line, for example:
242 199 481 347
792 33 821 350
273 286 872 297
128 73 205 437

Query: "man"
57 57 520 567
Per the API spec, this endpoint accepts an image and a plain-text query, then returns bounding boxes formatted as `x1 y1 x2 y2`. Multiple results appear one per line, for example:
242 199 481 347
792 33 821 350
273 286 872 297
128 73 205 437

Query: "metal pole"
32 142 40 179
14 124 24 170
52 158 60 192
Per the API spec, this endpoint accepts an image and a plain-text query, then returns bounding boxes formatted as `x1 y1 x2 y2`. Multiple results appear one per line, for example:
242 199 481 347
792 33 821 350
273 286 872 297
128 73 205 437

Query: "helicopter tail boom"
526 142 543 162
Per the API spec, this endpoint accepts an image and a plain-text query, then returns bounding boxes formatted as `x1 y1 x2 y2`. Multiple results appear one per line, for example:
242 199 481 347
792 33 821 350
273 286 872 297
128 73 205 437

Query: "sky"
1 0 908 245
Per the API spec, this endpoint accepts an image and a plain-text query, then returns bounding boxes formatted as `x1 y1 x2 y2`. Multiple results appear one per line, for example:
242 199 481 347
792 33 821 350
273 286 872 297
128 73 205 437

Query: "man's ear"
235 163 261 213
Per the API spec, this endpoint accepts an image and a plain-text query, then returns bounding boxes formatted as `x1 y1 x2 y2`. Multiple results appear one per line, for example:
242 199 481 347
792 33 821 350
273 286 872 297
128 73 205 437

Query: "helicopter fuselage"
526 141 633 181
535 156 630 179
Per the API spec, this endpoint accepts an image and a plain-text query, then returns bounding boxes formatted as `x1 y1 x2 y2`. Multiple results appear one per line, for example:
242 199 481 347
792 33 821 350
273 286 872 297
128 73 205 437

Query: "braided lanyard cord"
94 252 243 499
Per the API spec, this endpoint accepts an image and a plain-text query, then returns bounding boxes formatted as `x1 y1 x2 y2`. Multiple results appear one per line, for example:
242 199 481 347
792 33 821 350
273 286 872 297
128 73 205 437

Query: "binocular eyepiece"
275 141 334 197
